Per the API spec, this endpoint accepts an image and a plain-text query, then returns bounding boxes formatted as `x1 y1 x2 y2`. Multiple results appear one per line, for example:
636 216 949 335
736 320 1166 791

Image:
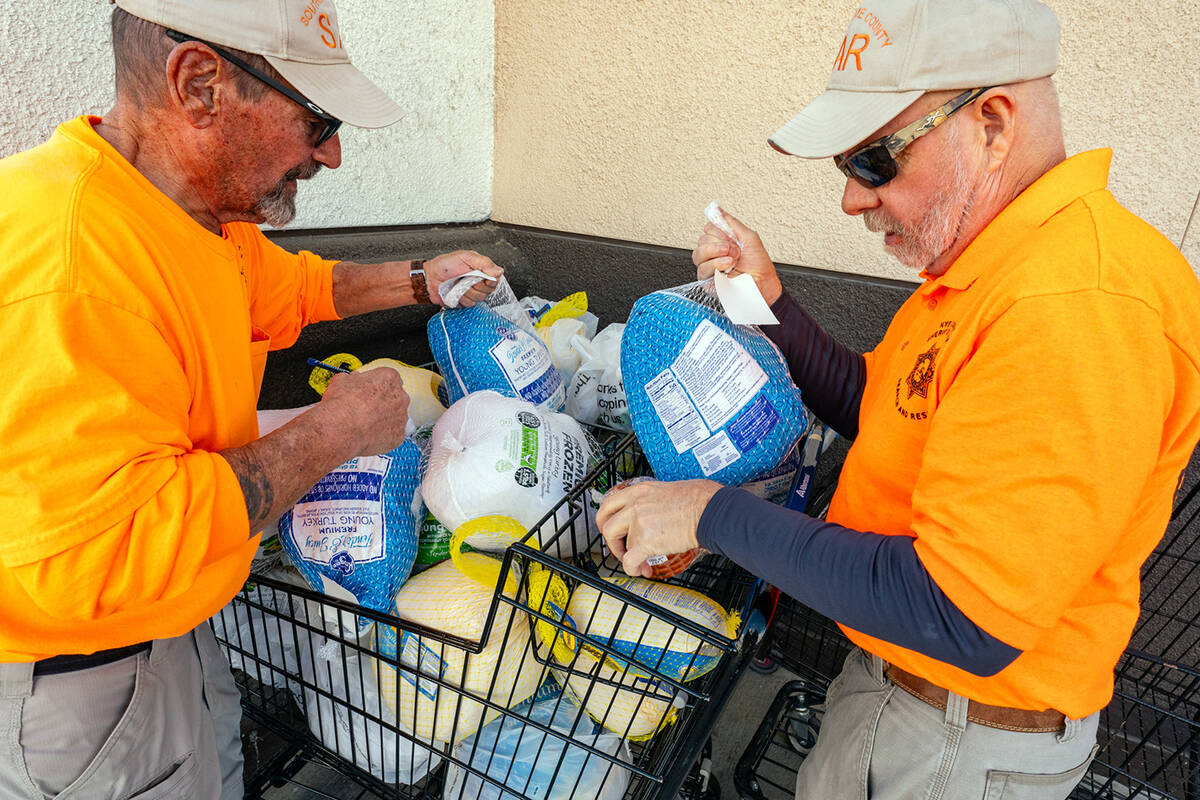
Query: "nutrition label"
671 320 767 430
645 369 709 454
643 319 775 473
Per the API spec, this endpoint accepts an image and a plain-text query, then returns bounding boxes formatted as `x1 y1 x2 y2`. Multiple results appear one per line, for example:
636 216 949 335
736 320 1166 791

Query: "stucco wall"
0 0 493 228
494 0 1200 281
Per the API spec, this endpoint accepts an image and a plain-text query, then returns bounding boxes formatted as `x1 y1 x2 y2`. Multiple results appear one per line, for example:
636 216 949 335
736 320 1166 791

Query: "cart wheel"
783 690 824 757
749 655 779 675
785 712 819 756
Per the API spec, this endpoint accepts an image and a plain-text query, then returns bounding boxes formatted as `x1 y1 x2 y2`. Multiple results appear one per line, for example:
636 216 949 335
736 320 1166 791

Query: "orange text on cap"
299 0 328 26
834 6 894 71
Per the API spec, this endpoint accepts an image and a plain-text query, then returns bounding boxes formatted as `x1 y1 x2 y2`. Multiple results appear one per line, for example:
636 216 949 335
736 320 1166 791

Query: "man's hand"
219 367 410 536
319 367 411 456
425 250 504 308
692 209 784 305
596 478 723 577
331 252 503 316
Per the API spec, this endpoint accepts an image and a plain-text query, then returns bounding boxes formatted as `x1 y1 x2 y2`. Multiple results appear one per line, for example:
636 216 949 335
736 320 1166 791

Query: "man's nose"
314 132 342 169
841 176 881 216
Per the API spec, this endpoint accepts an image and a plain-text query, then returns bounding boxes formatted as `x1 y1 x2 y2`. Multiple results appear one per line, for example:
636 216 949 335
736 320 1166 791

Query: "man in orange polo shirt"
598 0 1200 797
0 1 500 798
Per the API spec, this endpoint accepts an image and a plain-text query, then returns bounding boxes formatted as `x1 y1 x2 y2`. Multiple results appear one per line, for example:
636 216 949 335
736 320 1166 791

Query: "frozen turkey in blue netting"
621 283 807 485
428 303 565 411
278 437 423 620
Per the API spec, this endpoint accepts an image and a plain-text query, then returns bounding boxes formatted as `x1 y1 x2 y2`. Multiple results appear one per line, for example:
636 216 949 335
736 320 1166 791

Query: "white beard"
863 126 979 271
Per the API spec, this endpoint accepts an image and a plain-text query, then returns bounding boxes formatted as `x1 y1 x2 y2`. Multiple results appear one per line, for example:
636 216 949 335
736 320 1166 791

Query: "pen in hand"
306 358 354 374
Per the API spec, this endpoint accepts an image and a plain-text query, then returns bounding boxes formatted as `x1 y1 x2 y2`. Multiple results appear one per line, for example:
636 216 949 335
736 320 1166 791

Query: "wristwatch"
409 260 432 304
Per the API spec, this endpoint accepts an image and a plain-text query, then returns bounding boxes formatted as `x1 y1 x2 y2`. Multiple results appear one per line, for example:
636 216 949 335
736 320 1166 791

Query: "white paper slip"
438 269 496 308
703 201 779 326
713 269 780 326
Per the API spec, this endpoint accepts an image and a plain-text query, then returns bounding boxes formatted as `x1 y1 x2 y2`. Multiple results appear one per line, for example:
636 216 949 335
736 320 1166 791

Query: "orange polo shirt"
830 150 1200 718
0 116 340 660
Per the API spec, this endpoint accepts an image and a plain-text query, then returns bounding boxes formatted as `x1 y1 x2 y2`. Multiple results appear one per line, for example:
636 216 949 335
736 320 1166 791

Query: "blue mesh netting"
428 303 565 410
278 438 423 616
621 286 807 486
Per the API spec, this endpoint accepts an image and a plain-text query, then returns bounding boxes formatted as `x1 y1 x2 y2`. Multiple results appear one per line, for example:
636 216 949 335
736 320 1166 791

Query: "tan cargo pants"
0 624 242 800
795 648 1099 800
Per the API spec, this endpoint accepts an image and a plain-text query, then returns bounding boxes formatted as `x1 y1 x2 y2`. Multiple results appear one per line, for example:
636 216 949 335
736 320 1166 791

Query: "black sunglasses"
834 87 991 189
165 29 343 147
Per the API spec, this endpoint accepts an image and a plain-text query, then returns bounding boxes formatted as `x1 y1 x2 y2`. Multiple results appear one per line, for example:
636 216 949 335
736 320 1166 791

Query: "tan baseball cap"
114 0 404 128
769 0 1060 159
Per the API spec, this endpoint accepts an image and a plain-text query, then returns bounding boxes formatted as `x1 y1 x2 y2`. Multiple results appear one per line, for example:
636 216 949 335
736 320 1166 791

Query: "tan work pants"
0 624 242 800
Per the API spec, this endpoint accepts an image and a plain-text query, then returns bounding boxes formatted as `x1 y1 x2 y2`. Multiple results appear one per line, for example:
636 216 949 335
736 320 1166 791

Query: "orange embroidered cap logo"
832 7 896 73
769 0 1060 160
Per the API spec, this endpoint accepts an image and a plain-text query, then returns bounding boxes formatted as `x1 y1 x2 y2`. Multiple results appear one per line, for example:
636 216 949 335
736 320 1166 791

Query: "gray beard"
253 160 322 228
863 128 979 270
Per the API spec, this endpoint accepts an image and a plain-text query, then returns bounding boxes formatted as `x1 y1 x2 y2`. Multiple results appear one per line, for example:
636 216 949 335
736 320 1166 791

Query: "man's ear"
975 88 1016 174
165 43 227 129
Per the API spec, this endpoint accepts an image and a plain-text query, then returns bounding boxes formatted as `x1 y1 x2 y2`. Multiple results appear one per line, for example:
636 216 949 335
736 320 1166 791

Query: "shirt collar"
921 149 1114 292
61 116 231 257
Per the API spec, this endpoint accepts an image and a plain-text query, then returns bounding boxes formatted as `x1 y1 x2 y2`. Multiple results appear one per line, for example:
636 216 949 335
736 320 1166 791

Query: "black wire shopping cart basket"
735 468 1200 800
733 434 853 800
1071 477 1200 799
212 431 771 800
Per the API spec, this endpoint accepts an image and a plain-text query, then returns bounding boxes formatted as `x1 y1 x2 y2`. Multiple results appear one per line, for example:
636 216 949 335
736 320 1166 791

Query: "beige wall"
494 1 1200 282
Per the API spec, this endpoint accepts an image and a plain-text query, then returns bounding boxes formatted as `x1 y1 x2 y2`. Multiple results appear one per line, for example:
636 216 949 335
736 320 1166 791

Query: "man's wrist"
761 277 784 306
409 260 432 304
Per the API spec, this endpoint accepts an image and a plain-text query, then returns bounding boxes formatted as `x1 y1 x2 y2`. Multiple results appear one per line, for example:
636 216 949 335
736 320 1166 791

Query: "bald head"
1007 77 1064 159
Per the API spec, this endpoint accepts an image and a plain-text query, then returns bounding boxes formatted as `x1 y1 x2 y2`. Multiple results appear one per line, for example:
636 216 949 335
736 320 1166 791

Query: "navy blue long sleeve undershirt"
698 487 1021 676
765 290 866 440
710 289 1022 677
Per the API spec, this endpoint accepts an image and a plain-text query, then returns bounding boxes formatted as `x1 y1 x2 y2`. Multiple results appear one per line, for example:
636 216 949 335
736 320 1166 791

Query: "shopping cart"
212 431 772 800
1071 476 1200 799
734 468 1200 800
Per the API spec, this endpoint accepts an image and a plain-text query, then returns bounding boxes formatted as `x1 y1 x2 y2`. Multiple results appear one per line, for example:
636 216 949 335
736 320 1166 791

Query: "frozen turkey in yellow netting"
564 575 738 684
357 358 449 429
552 644 679 740
374 555 541 745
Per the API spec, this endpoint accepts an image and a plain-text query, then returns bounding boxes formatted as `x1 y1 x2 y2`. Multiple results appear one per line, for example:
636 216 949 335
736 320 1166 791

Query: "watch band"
409 260 432 304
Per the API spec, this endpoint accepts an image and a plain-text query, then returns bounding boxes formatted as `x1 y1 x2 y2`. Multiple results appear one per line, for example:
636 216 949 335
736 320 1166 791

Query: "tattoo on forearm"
223 451 276 534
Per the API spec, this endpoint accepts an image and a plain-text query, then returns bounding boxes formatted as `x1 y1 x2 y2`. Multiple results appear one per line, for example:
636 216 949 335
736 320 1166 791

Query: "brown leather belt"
886 664 1065 733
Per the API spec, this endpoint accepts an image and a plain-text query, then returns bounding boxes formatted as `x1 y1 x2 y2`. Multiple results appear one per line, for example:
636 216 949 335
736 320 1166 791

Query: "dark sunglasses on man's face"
165 30 343 147
834 87 992 189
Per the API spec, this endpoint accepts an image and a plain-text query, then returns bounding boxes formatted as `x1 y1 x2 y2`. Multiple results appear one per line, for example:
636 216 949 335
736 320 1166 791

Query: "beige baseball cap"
114 0 404 128
769 0 1060 159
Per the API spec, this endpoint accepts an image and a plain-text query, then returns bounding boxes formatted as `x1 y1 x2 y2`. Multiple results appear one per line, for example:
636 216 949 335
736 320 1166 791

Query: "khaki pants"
0 624 243 800
796 649 1099 800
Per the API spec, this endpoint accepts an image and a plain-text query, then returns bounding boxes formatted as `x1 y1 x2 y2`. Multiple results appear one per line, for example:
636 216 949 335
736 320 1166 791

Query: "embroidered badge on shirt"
894 320 956 421
906 345 939 400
